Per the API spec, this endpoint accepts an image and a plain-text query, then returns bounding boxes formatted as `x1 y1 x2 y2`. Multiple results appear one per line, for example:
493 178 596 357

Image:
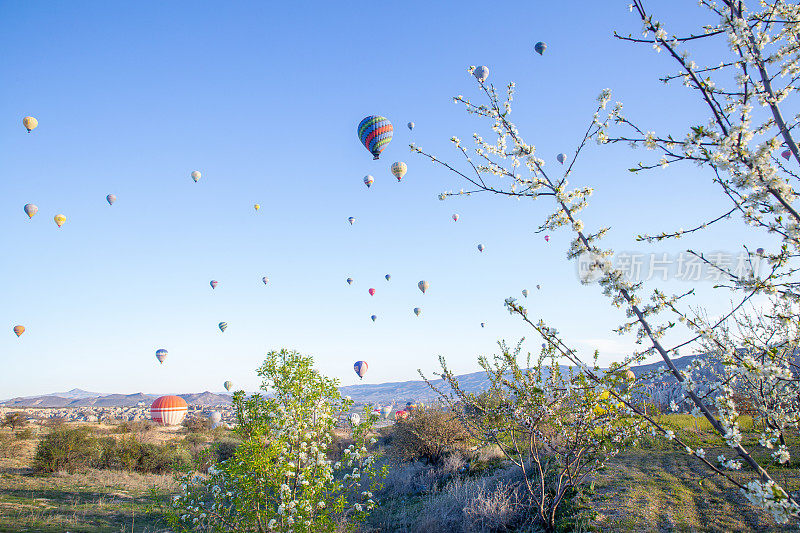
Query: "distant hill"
2 354 713 408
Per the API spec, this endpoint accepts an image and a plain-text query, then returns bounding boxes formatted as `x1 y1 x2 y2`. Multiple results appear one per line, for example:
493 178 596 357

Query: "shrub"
112 420 154 434
15 428 34 440
391 407 471 465
214 437 241 462
182 416 212 434
2 412 27 431
34 426 99 473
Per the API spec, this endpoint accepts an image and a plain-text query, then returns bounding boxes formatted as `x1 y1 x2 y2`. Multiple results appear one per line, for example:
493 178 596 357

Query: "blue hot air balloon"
535 42 547 55
358 116 393 159
370 314 377 322
347 277 353 285
155 349 168 364
385 274 391 281
354 360 368 378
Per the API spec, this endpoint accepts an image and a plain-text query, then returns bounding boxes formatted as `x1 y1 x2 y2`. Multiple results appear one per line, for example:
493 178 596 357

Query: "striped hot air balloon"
210 280 219 289
413 307 421 317
218 322 228 333
358 116 393 159
418 280 429 294
391 161 407 182
395 410 409 421
364 175 374 188
155 349 168 364
24 204 38 219
224 380 232 391
106 194 116 205
348 216 355 225
150 395 188 426
13 325 25 337
354 360 368 379
346 277 353 285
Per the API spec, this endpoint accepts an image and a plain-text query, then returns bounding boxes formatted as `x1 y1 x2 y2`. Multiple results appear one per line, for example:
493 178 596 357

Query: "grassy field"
0 416 797 532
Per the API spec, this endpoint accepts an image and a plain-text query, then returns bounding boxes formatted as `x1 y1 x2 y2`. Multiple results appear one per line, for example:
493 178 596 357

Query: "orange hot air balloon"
150 395 188 426
13 325 25 337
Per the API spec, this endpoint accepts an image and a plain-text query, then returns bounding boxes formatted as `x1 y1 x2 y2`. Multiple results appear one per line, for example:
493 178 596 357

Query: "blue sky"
0 2 769 397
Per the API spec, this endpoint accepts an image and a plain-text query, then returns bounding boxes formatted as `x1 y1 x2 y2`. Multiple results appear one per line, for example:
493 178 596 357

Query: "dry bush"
182 415 212 433
34 426 99 473
391 407 471 465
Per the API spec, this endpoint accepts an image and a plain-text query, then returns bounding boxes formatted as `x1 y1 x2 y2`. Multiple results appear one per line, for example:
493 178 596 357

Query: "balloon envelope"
357 116 393 159
106 194 116 205
556 153 566 164
210 280 218 289
371 314 377 322
364 175 374 188
782 150 791 161
155 349 168 364
13 325 25 337
522 289 528 297
218 322 228 332
757 248 765 255
354 360 368 378
418 280 429 293
262 277 269 284
452 214 459 222
477 244 484 252
346 277 353 285
209 411 222 426
348 217 355 225
54 214 66 228
23 116 38 132
150 395 188 426
369 288 375 296
407 122 414 130
544 235 550 242
191 170 201 182
381 405 392 419
534 41 547 55
385 274 391 281
224 380 232 391
391 161 407 182
413 307 421 316
473 66 489 82
481 322 485 328
24 204 38 219
395 410 409 421
254 204 260 210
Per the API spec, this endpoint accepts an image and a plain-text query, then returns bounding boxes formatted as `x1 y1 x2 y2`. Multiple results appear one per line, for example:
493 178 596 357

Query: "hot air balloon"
556 153 566 164
106 194 116 206
407 122 415 131
346 277 353 285
391 162 407 182
369 288 376 296
254 204 260 211
544 235 550 242
218 322 228 332
522 289 528 298
381 405 392 419
23 116 38 133
536 284 541 290
54 214 66 228
473 66 489 82
757 248 765 255
534 41 547 55
155 349 168 364
418 280 429 294
348 216 355 225
210 280 219 289
395 410 409 421
23 204 38 219
191 170 201 182
477 244 484 252
222 380 233 392
782 150 791 161
354 361 368 379
150 395 188 426
349 413 361 426
413 307 421 316
209 411 222 427
364 175 374 188
13 325 25 337
405 402 417 412
262 276 269 285
481 322 485 328
452 214 459 222
357 115 393 159
370 314 377 322
385 274 391 281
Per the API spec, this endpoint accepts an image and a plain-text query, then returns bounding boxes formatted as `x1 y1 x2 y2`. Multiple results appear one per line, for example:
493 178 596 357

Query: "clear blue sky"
0 2 769 397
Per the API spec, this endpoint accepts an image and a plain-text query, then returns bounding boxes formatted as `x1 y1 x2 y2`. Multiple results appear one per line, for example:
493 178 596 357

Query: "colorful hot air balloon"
23 116 38 133
218 322 228 332
106 194 116 206
473 66 489 82
24 204 38 219
413 307 421 317
262 276 269 285
544 235 550 242
452 214 459 222
364 175 374 188
254 204 260 211
395 410 409 421
348 216 355 225
757 248 765 255
370 314 377 322
381 405 392 419
405 401 417 412
155 349 168 364
150 395 188 426
354 361 368 379
349 413 361 426
54 214 66 228
191 170 201 182
481 322 485 328
224 380 232 391
209 411 222 427
210 280 219 289
346 277 353 285
385 274 391 281
534 41 547 55
556 153 566 164
522 289 528 298
13 325 25 337
407 122 415 131
536 284 541 290
369 288 375 296
477 244 484 252
391 161 407 182
357 115 393 159
418 280 429 293
782 150 791 161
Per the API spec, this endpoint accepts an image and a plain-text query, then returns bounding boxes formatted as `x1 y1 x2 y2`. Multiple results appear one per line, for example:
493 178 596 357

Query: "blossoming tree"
412 1 799 524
